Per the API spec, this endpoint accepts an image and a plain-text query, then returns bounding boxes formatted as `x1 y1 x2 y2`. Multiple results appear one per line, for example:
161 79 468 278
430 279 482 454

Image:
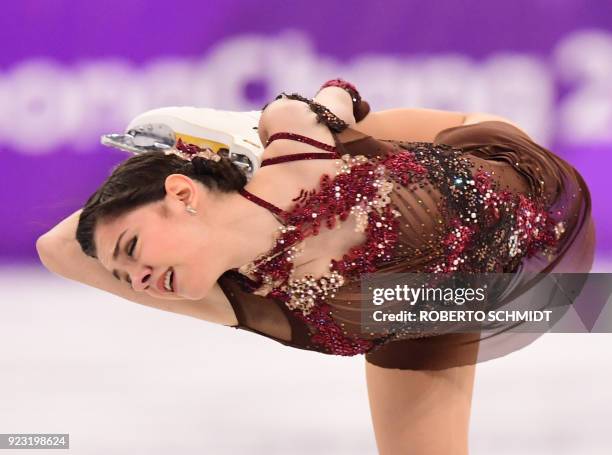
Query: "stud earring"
186 205 197 215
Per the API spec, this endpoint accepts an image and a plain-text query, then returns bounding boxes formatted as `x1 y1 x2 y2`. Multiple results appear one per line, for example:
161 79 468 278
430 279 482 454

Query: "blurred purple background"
1 0 611 263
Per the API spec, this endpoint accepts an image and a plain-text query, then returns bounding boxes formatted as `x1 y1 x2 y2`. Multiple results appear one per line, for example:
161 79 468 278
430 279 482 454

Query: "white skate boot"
101 106 264 180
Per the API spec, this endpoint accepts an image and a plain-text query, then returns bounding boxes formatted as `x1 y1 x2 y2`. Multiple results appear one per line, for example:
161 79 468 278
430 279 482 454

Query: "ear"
164 174 204 210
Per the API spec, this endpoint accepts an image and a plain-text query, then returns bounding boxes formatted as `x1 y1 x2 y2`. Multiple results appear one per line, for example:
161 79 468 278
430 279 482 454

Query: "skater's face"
94 174 219 301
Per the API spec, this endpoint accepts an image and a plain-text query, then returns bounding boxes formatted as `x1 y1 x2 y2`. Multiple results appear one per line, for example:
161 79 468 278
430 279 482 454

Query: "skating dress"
216 92 595 370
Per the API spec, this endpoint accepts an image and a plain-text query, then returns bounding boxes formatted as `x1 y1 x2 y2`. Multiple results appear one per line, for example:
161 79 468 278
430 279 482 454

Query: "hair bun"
191 155 247 192
191 155 214 174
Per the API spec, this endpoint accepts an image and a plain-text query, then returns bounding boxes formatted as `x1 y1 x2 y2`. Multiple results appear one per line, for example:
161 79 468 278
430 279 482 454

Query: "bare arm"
461 111 531 137
351 107 465 142
353 107 530 143
36 211 236 326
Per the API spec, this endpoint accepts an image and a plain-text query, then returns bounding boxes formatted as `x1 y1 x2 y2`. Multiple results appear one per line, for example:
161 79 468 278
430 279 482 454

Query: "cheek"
179 226 213 266
152 222 209 268
170 230 217 300
142 225 191 264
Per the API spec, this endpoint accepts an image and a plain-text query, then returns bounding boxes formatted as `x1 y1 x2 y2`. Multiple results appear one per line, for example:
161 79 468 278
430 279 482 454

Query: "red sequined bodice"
229 92 563 357
237 151 403 355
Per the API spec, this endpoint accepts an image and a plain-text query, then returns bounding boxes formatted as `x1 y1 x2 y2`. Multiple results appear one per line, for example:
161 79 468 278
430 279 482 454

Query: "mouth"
157 267 175 293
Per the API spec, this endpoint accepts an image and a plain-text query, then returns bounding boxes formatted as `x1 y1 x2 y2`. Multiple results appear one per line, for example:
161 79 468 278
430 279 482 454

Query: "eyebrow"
111 229 128 281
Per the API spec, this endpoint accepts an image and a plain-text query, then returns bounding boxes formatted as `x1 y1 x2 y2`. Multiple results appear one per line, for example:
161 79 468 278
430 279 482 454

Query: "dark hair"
76 149 247 259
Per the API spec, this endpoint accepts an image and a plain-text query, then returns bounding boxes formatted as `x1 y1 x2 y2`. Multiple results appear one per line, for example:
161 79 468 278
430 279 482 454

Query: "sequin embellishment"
238 153 404 355
235 92 564 357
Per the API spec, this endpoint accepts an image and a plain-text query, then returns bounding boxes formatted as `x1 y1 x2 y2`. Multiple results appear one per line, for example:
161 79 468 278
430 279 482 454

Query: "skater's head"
76 149 247 300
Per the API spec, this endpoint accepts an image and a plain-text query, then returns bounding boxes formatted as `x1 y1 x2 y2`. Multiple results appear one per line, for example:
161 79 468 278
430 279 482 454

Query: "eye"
128 237 137 257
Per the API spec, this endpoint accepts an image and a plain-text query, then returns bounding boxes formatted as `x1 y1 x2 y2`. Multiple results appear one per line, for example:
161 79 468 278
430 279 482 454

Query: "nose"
129 266 152 292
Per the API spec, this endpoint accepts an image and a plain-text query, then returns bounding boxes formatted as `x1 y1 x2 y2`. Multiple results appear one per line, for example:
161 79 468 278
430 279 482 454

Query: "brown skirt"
364 122 596 370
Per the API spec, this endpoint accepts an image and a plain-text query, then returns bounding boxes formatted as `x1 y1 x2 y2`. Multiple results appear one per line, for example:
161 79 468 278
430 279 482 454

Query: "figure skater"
37 79 595 454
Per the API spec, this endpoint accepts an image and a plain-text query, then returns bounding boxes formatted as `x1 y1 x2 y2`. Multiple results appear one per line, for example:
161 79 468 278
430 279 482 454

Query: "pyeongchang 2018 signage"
1 28 611 153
